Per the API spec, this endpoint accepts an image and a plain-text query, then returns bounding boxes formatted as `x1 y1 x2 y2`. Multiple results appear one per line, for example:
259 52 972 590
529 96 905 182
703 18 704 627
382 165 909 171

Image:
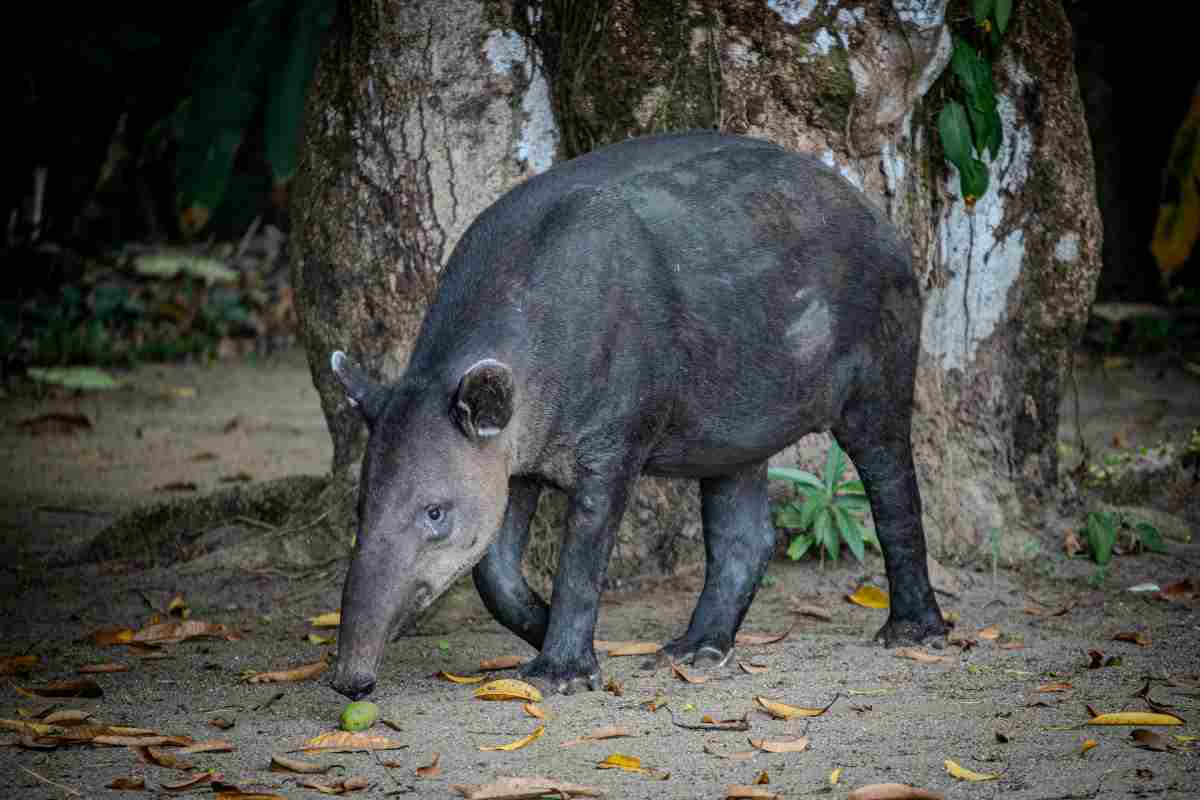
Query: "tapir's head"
327 351 514 699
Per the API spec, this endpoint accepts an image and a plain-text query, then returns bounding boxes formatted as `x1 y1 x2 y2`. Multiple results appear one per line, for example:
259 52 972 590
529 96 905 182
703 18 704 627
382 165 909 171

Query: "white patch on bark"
483 31 559 174
835 7 865 48
891 0 949 30
811 28 838 56
1054 232 1080 262
921 59 1034 371
881 139 906 196
822 149 864 191
767 0 821 25
917 29 954 96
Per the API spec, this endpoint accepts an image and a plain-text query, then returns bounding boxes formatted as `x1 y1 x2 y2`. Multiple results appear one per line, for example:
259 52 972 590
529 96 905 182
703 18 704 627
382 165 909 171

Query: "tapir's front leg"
473 477 548 649
519 468 635 695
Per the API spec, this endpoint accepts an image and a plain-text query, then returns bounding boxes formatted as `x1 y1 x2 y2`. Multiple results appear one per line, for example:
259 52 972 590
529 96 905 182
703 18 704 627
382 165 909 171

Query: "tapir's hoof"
655 636 734 670
519 655 601 695
874 614 949 648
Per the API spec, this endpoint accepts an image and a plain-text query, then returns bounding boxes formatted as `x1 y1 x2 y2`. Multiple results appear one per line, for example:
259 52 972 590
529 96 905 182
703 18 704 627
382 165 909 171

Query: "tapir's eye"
426 505 443 522
423 504 451 540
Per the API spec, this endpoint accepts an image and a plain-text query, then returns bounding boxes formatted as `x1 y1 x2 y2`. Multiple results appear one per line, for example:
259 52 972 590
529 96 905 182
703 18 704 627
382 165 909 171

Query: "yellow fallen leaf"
1086 712 1183 726
437 671 486 684
847 585 889 609
944 759 999 781
977 626 1001 640
847 784 944 800
1080 739 1098 755
830 767 842 785
597 753 642 772
524 703 545 719
755 770 770 784
749 736 810 753
725 787 782 800
479 656 527 670
308 611 341 627
754 694 837 719
0 655 40 674
92 628 136 646
43 710 91 726
245 660 328 683
474 679 543 703
596 641 661 657
479 724 544 751
299 731 406 752
307 633 335 645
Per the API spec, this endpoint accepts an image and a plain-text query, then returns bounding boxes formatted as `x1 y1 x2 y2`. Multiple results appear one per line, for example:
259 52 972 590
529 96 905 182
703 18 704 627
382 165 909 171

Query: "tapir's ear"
330 351 387 423
451 359 514 441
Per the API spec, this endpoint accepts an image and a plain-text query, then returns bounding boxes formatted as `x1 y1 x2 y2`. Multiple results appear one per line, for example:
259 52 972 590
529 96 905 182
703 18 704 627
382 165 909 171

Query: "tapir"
328 131 947 698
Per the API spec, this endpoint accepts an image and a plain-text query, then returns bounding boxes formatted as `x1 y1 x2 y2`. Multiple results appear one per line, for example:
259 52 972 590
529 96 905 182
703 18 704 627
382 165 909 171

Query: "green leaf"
814 510 838 562
950 38 982 98
983 107 1003 160
1134 522 1168 554
972 0 994 24
822 442 847 492
838 479 865 494
27 367 121 391
775 505 808 529
834 492 872 514
767 467 824 491
1085 512 1115 566
800 493 830 532
835 506 866 562
995 0 1012 34
134 253 239 284
863 526 881 551
787 534 815 561
938 102 973 167
957 157 991 203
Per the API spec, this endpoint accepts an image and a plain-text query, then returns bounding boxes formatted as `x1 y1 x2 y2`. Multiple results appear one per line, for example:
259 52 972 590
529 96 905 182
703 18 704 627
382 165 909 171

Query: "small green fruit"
340 700 379 732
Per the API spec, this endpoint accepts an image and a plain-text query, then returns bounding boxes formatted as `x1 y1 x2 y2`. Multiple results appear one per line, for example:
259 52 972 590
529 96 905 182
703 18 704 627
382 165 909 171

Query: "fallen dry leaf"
479 655 526 671
523 703 545 719
735 627 792 646
847 784 943 800
479 724 544 752
1037 682 1073 693
271 754 334 774
1063 529 1084 556
0 655 40 675
749 736 809 753
671 661 708 684
830 767 842 785
77 662 129 674
308 611 341 627
474 679 543 703
944 759 998 781
1113 631 1150 647
1158 578 1197 601
604 676 624 696
642 694 668 712
739 660 770 675
789 601 833 621
1080 738 1098 755
597 753 642 772
210 717 236 730
594 640 660 657
306 633 335 645
450 776 603 799
416 753 441 778
893 647 945 664
998 641 1025 651
977 626 1001 641
560 726 632 748
726 786 781 800
179 739 234 754
693 714 750 731
30 679 103 698
754 694 838 719
245 660 327 684
1130 729 1174 751
300 731 407 752
135 746 194 770
108 776 147 790
703 743 756 761
163 773 219 791
755 770 770 784
95 733 194 747
167 594 189 617
1087 711 1183 726
298 776 369 795
437 671 486 684
846 585 889 609
1086 650 1106 668
133 620 237 644
43 710 91 726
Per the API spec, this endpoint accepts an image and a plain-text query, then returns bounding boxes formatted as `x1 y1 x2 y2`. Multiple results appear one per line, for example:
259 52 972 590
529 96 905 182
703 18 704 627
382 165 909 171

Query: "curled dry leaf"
977 626 1001 641
77 662 129 674
1113 631 1150 647
597 753 642 772
671 662 708 684
210 717 235 730
299 731 407 752
642 694 668 712
43 710 91 726
893 647 945 664
830 767 842 785
178 739 234 754
1080 739 1098 755
1131 729 1174 751
523 703 545 719
560 726 632 747
703 743 756 761
754 694 838 719
135 746 194 770
298 777 370 795
415 752 441 778
726 786 782 800
846 586 889 609
272 754 334 774
847 784 944 800
30 679 103 698
739 661 770 675
245 659 327 684
133 620 237 644
479 655 526 671
1086 711 1183 726
108 776 146 790
437 671 486 684
594 640 660 657
789 601 833 621
474 679 543 703
944 759 998 781
755 770 770 784
749 736 809 754
308 612 341 627
1037 682 1073 693
479 724 544 752
0 655 40 675
696 714 751 731
449 776 604 799
604 677 624 696
163 772 219 791
735 627 792 646
92 628 136 647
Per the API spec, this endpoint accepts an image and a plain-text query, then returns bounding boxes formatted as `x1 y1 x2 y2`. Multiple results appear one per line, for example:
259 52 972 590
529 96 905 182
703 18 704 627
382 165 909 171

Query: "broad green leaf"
27 367 121 391
787 535 814 561
995 0 1012 33
822 443 846 492
834 492 872 514
950 38 982 98
983 107 1003 160
775 505 808 529
767 467 824 491
1134 522 1168 554
839 479 865 494
957 157 990 205
863 526 881 551
938 102 973 167
1086 512 1115 565
835 506 866 562
134 253 238 284
972 0 994 24
799 494 829 532
263 0 335 184
814 511 837 562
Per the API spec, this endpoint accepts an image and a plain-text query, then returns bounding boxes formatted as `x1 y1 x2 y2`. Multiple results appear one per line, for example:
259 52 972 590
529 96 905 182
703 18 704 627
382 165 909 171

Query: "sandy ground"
0 349 1198 800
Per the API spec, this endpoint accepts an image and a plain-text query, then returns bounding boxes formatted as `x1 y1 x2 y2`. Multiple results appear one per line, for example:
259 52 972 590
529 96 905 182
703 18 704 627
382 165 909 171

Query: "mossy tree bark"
291 0 1101 578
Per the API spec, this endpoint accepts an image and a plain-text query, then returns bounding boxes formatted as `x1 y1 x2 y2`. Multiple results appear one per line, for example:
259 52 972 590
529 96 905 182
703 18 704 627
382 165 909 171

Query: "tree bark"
292 0 1101 575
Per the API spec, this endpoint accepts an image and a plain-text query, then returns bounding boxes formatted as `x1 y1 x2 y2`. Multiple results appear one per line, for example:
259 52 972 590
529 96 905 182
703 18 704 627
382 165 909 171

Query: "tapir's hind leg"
833 397 947 646
661 461 776 668
473 477 549 649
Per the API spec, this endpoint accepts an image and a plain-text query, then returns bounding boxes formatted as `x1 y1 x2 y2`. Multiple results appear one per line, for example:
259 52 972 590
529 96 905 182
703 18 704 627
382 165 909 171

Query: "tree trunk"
292 0 1101 576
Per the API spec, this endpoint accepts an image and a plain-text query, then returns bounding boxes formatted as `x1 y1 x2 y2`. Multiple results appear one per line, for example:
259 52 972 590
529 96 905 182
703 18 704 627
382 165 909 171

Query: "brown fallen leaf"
30 679 103 698
415 752 441 778
108 776 146 790
299 731 407 752
755 770 770 784
604 676 624 696
703 743 756 761
739 660 770 675
948 637 976 652
847 784 944 800
78 662 130 674
163 772 220 791
0 655 40 675
523 703 545 719
92 629 136 647
893 647 945 664
245 660 328 684
135 746 194 770
788 601 833 621
479 724 544 752
669 711 750 732
754 694 838 719
449 776 604 799
132 620 237 644
1113 631 1150 647
436 670 486 684
43 710 91 726
560 726 632 747
1158 578 1197 601
1131 729 1177 751
1063 529 1084 556
671 661 708 684
178 739 234 754
749 735 810 753
735 627 793 646
1037 682 1073 693
297 776 369 795
594 640 660 657
977 626 1001 640
479 655 527 671
210 717 236 730
1079 738 1098 755
998 641 1025 651
1086 650 1105 668
271 754 335 774
726 786 781 800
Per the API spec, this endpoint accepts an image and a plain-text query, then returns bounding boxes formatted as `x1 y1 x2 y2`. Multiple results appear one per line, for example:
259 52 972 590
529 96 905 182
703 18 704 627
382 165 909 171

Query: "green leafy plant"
769 442 878 565
1083 511 1167 566
937 0 1012 209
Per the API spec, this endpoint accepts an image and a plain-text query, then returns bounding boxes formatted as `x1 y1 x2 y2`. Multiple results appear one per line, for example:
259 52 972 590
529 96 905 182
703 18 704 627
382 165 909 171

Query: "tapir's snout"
331 670 376 701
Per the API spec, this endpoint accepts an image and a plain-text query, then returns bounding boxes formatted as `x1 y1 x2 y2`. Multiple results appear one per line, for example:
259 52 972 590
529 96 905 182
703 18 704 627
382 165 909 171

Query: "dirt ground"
1 348 1198 799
